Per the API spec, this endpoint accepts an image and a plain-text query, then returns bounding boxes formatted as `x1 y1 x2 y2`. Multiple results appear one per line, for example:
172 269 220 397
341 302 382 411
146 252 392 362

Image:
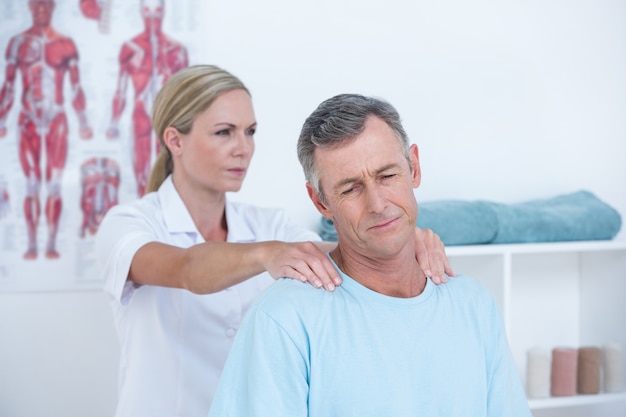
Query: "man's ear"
306 182 332 218
163 126 183 156
409 144 421 188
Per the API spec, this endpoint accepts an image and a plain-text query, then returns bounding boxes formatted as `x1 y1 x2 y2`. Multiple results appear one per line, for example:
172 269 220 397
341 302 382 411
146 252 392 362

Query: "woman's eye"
216 129 230 136
246 127 256 136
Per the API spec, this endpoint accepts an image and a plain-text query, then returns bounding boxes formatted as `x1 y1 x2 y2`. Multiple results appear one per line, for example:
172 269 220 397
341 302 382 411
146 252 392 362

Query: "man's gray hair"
297 94 411 202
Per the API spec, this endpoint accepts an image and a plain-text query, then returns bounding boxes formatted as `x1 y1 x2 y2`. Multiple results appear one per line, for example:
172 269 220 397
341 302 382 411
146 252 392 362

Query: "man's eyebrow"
375 163 399 175
333 175 360 191
332 163 399 191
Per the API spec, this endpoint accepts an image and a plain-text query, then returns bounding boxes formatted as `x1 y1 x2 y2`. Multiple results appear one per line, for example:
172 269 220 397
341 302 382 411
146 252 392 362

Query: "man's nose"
365 185 386 213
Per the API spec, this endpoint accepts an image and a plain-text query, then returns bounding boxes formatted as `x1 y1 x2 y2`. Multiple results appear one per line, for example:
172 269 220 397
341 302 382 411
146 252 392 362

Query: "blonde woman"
96 65 453 417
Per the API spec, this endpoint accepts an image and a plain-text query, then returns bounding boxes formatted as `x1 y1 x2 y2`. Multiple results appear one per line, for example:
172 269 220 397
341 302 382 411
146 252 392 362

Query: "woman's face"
175 88 256 194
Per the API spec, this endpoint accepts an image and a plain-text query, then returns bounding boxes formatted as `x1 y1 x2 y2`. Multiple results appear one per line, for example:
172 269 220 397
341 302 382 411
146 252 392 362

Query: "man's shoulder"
443 273 482 287
436 274 501 321
438 274 494 300
254 278 329 318
260 278 324 302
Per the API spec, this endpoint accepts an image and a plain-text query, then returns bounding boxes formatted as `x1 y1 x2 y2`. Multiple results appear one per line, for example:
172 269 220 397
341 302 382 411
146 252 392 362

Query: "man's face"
29 0 54 26
308 115 421 259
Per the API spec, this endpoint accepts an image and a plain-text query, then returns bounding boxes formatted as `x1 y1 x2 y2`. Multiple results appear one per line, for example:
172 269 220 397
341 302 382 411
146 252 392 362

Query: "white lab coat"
96 175 320 417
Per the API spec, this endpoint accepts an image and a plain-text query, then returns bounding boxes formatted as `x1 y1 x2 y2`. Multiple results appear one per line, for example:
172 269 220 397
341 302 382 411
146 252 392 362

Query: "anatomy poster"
0 0 207 292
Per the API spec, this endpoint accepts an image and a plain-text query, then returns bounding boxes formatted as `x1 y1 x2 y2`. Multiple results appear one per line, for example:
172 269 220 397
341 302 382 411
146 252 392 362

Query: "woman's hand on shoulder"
414 228 455 284
263 241 341 291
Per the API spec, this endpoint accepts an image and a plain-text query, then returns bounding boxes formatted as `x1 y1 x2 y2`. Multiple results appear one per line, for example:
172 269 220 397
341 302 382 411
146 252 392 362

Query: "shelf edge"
446 239 626 257
528 392 626 410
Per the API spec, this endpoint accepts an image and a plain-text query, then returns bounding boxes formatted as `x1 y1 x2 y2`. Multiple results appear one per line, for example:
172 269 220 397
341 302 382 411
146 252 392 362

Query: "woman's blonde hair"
145 64 250 194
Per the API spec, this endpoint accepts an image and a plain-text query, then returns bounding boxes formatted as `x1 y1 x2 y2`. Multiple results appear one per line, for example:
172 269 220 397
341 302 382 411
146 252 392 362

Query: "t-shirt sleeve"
208 304 309 417
95 206 156 305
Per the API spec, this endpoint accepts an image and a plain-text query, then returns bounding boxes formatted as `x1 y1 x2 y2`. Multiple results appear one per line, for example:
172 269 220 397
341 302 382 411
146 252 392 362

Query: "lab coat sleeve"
95 206 156 305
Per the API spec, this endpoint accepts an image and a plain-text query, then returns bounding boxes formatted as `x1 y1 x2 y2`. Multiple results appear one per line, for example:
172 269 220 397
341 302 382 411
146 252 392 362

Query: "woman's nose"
233 132 254 156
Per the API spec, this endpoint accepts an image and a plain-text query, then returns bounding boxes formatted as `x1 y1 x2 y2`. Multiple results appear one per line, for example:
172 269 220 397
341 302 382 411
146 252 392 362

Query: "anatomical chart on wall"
0 0 205 292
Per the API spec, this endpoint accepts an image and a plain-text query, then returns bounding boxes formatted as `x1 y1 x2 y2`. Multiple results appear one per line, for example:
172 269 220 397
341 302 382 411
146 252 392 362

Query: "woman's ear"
163 126 183 156
306 182 332 218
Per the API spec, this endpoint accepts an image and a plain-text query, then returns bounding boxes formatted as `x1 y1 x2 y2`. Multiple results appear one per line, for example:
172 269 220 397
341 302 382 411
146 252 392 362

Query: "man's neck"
331 245 426 298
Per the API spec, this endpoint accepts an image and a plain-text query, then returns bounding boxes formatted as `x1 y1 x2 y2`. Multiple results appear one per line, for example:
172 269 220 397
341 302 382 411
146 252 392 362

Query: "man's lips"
367 216 399 231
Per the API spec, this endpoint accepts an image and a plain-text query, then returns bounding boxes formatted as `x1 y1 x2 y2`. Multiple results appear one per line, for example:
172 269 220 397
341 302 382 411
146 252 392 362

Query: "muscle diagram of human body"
79 0 113 33
106 0 188 196
0 0 93 260
79 157 120 238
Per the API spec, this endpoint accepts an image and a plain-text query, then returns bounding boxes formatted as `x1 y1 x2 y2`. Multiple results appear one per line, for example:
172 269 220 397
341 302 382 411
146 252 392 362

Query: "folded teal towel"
416 200 498 245
490 190 622 244
318 190 622 245
319 217 338 242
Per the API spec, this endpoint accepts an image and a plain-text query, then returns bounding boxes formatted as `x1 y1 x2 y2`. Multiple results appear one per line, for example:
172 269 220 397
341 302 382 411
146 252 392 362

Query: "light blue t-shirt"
208 262 531 417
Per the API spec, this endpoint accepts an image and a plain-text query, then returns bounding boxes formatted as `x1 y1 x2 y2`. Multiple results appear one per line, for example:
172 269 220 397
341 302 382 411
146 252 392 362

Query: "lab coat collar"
224 196 256 243
157 176 256 243
158 175 198 235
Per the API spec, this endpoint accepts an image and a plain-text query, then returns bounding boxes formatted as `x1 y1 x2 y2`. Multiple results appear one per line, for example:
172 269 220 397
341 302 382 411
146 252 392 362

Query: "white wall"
1 0 625 416
220 0 626 234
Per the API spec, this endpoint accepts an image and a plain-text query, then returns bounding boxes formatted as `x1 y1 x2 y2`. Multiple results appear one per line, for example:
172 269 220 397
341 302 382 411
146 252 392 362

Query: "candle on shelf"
577 346 601 394
551 347 577 396
527 347 551 398
603 342 624 393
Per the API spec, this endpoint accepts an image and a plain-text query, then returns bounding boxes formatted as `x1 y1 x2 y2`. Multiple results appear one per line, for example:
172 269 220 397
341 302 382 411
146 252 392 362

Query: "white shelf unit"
446 240 626 416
